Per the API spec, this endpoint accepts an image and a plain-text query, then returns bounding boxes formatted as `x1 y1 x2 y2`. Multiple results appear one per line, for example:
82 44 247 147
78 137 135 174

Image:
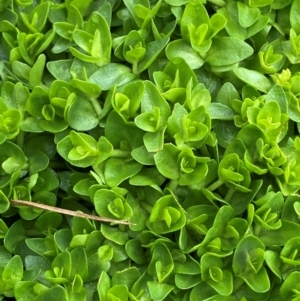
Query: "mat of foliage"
1 0 300 300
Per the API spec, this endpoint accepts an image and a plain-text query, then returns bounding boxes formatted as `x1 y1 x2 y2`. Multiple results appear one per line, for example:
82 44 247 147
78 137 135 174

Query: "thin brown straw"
10 199 133 225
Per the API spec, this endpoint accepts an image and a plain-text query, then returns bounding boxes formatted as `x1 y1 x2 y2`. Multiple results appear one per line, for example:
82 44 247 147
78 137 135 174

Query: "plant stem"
224 187 236 203
206 179 223 192
140 201 153 214
132 62 138 75
90 98 102 118
200 144 210 157
253 224 262 237
168 179 178 192
111 149 131 158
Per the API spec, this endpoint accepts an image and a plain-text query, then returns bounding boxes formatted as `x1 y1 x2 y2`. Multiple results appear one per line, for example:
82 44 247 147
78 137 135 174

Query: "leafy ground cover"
1 0 300 300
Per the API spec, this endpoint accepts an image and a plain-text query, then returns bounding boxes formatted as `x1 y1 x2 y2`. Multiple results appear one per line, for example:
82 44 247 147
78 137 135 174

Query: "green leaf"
70 247 88 281
147 194 186 234
57 131 100 167
166 40 204 69
97 272 111 300
137 37 169 73
105 111 144 150
112 267 140 289
248 0 274 7
35 286 68 301
280 271 300 300
125 239 147 265
135 107 161 132
206 37 253 67
0 141 27 174
214 121 239 148
217 82 240 106
265 250 281 279
143 128 166 152
148 243 174 283
0 220 8 239
0 190 10 214
15 283 67 301
291 0 300 35
175 273 202 290
29 54 46 87
89 63 135 91
35 212 63 232
107 285 129 301
131 146 155 165
45 251 72 283
233 67 272 93
232 235 270 293
27 151 49 174
4 220 28 254
2 255 23 287
207 103 235 120
237 2 260 28
104 158 142 187
129 167 165 188
218 1 269 39
127 193 148 232
19 191 56 220
66 95 99 131
101 224 129 245
20 2 50 32
165 0 188 4
112 80 144 120
240 267 270 294
141 81 171 122
70 12 111 66
154 144 180 179
94 189 133 220
32 169 59 192
265 84 288 114
147 281 174 301
259 219 300 246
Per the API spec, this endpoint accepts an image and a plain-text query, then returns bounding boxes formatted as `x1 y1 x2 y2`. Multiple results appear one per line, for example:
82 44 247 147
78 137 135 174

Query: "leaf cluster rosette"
2 0 300 300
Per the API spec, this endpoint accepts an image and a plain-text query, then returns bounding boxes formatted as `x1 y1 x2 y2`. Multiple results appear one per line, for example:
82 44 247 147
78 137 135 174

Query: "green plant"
1 0 300 300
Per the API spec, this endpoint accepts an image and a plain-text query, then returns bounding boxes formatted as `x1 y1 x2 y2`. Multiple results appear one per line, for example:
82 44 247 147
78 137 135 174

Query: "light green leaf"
166 40 204 70
206 37 253 66
233 67 272 93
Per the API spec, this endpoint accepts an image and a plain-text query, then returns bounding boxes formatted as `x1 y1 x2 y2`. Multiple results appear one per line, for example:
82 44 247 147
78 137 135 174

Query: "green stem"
140 201 153 214
206 179 224 192
132 62 139 75
111 149 131 158
168 179 178 192
253 224 262 237
224 187 236 203
90 98 102 118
